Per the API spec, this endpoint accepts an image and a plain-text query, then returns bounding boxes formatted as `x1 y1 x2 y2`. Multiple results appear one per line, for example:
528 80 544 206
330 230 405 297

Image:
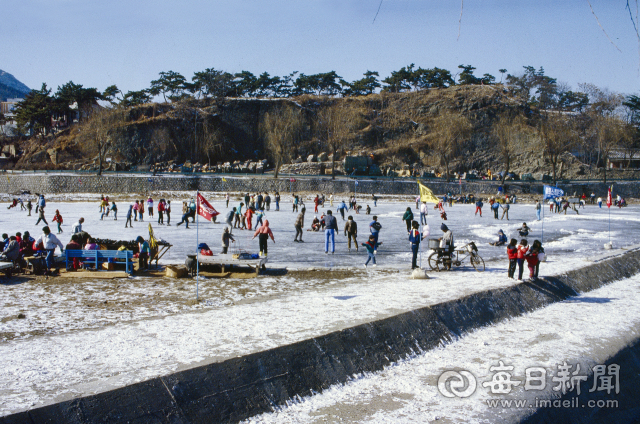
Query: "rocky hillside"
5 85 634 180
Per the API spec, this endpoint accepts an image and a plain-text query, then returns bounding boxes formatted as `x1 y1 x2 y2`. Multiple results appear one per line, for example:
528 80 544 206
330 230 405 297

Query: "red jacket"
525 252 539 266
507 245 518 260
517 245 529 259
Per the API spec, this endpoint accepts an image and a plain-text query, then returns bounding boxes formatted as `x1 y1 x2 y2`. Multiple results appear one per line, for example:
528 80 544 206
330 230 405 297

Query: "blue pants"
374 200 377 207
365 252 376 265
411 244 419 268
325 229 335 253
45 249 55 269
275 200 279 211
371 231 379 246
420 212 427 225
536 209 541 220
598 201 602 208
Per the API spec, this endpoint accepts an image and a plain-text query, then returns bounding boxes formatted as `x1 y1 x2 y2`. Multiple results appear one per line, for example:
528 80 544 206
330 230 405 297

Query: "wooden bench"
65 250 134 274
188 254 268 276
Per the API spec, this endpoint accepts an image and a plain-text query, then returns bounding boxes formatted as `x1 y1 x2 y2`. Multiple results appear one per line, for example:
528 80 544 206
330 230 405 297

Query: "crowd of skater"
0 187 624 278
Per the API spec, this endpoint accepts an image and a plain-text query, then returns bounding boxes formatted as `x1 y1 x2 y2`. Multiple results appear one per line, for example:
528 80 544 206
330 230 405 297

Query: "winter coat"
409 229 421 245
361 240 381 254
507 244 518 260
517 244 529 259
344 219 357 235
525 251 540 267
402 210 414 221
253 220 275 241
36 233 64 251
420 203 428 214
322 214 338 231
221 232 235 247
2 240 20 261
295 212 305 227
53 214 63 224
476 201 483 208
370 220 382 233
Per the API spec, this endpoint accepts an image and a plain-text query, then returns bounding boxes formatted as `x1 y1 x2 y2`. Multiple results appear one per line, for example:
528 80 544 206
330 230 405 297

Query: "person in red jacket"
524 248 540 281
53 210 63 234
516 239 529 281
507 238 518 279
252 219 275 257
157 199 165 225
245 207 254 231
314 195 320 213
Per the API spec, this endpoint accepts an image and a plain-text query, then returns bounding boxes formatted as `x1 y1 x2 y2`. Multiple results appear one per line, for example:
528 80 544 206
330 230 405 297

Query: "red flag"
197 193 219 221
606 187 612 208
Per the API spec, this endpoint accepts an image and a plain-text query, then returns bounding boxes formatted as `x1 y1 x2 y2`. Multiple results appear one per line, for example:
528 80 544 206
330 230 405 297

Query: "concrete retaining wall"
1 173 640 198
3 250 640 424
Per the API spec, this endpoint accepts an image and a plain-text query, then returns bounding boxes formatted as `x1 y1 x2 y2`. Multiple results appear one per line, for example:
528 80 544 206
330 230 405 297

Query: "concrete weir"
3 250 640 424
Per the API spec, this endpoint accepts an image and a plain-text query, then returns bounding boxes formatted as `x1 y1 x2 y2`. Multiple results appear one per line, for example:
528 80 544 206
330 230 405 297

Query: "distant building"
0 98 23 136
607 148 640 169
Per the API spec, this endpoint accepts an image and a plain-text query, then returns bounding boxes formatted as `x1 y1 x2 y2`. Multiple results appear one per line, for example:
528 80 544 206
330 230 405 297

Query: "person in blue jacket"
409 220 421 269
490 229 508 246
337 200 348 220
369 216 382 246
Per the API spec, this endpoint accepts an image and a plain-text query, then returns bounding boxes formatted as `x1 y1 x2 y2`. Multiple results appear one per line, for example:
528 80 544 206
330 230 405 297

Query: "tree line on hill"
5 64 640 185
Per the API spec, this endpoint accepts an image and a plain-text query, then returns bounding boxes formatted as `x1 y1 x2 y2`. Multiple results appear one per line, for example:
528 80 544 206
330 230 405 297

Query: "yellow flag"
148 223 158 249
222 177 227 182
418 181 440 204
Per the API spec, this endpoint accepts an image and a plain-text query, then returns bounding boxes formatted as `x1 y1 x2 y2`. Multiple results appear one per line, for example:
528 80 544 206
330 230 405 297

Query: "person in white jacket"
36 226 64 270
72 218 84 234
420 201 428 225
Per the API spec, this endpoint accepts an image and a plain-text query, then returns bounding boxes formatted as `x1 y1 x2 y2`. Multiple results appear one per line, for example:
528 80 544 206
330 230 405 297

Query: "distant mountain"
0 69 30 101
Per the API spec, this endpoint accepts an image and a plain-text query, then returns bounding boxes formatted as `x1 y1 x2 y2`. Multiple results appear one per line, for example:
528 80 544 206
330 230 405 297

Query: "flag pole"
196 191 200 301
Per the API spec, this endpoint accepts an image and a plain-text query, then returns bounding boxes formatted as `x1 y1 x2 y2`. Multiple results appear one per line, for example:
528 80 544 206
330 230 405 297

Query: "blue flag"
355 180 359 186
543 185 564 200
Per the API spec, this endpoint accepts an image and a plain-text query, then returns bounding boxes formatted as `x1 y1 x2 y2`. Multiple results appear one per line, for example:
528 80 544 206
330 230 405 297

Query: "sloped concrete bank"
3 250 640 424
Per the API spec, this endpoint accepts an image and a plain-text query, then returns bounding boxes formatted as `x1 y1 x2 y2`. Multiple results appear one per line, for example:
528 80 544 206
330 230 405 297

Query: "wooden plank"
61 270 129 279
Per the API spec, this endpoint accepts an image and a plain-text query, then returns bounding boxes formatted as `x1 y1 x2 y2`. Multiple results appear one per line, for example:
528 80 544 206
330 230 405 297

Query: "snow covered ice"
0 192 638 420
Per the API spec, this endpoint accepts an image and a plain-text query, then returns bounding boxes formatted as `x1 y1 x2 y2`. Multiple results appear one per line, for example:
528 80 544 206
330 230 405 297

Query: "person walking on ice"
221 227 235 254
500 202 510 220
125 205 133 228
475 198 483 217
321 210 338 254
369 215 382 247
294 207 305 242
344 215 358 251
362 235 380 267
53 210 63 233
252 220 275 257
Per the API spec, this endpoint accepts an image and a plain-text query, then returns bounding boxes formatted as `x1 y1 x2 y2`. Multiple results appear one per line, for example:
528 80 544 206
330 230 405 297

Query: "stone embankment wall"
4 249 640 424
0 173 639 198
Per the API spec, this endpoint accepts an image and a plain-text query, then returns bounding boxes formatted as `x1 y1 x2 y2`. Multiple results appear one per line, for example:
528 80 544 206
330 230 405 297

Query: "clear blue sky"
3 0 640 96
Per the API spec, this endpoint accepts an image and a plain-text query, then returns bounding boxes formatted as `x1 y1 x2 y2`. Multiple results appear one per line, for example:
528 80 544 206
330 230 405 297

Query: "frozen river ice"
0 193 638 420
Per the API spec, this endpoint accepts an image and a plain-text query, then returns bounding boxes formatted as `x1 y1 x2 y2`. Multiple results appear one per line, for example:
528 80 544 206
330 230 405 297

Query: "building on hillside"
0 98 23 136
606 148 640 169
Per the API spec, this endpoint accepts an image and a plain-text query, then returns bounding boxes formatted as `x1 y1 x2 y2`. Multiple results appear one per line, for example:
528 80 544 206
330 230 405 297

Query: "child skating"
361 235 380 267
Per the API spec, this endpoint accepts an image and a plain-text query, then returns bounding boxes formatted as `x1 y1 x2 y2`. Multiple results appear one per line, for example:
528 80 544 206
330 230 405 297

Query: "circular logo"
438 370 477 398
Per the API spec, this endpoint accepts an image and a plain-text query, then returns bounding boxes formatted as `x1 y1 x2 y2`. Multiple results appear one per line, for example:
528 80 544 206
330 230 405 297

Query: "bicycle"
427 241 485 272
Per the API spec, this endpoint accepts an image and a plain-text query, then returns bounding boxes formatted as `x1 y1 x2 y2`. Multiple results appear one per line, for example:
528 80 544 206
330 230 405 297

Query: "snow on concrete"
0 196 638 417
244 274 640 424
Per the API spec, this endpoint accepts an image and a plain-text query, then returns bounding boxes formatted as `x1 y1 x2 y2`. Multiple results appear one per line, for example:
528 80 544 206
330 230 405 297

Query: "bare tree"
538 113 578 184
492 113 529 184
316 102 362 179
261 105 305 178
593 115 633 183
426 111 472 181
82 107 127 175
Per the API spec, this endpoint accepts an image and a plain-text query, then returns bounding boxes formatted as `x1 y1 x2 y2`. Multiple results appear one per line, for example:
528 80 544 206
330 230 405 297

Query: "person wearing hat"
438 223 454 267
490 229 508 246
35 226 64 272
136 236 150 271
20 231 35 257
221 228 235 254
